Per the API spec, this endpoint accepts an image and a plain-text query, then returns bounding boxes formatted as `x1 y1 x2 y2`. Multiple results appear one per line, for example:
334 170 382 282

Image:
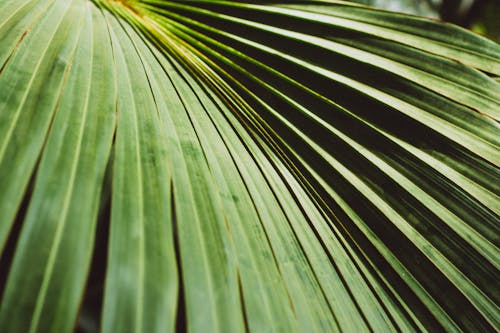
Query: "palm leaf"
0 0 498 332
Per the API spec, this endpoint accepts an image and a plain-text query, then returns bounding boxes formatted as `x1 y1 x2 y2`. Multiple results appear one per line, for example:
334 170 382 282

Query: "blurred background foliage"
352 0 499 39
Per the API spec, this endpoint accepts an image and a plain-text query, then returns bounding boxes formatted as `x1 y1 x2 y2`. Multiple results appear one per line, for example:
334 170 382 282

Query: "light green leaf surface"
0 0 498 332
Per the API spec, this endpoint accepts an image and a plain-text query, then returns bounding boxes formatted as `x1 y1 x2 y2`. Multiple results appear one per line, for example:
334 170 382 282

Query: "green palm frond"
0 0 498 332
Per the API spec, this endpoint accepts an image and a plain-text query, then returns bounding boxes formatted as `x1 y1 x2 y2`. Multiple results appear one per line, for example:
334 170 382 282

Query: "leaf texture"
0 0 498 332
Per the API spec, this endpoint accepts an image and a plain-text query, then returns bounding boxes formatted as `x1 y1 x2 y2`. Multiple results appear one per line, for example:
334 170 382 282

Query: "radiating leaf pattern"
0 0 498 332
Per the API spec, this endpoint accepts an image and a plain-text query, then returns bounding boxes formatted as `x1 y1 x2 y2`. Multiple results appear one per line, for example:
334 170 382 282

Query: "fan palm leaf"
0 0 498 332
